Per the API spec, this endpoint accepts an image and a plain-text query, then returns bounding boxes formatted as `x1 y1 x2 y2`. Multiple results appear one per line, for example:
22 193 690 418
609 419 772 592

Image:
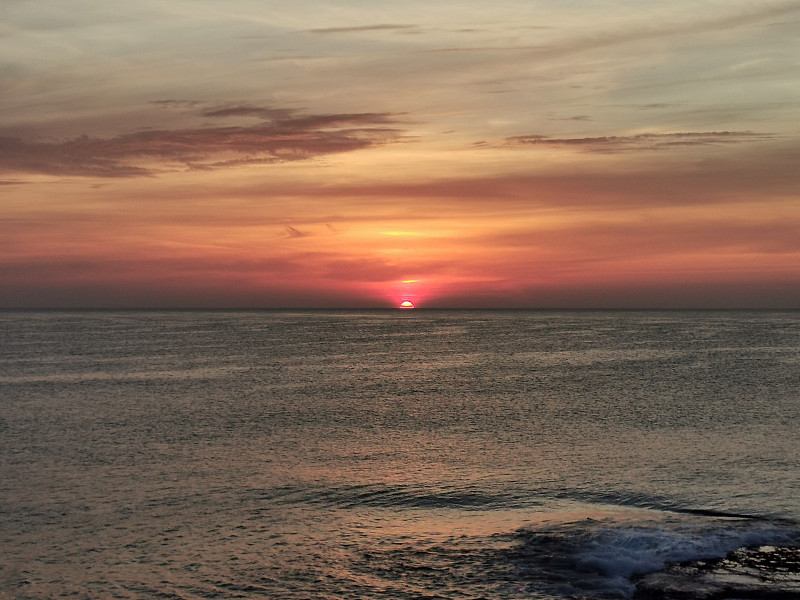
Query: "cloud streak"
421 2 800 57
502 131 774 153
308 24 420 34
0 106 405 178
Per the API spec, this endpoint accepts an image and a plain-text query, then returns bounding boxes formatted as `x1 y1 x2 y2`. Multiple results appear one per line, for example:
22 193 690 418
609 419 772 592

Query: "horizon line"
1 306 797 312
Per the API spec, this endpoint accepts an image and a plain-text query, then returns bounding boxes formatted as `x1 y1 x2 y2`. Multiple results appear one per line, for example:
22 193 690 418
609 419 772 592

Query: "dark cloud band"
503 131 773 152
0 106 405 178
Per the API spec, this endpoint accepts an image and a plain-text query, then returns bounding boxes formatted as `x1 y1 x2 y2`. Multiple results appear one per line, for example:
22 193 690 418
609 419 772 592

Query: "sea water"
1 310 798 599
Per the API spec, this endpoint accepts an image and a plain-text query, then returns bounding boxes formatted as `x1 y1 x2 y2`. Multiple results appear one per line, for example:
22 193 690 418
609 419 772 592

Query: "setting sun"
399 301 415 309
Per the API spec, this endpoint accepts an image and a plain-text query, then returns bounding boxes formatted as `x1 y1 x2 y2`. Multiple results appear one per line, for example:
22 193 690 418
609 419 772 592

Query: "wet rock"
633 545 800 600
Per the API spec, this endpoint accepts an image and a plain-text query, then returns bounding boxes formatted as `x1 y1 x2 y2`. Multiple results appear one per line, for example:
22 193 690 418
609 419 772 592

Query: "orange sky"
1 1 799 308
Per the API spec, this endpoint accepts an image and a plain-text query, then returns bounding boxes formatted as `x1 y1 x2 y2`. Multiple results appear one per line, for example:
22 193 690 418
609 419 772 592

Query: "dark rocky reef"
633 545 800 600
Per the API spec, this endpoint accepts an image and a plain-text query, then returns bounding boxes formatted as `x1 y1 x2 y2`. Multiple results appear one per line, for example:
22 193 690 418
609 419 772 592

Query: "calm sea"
1 310 798 599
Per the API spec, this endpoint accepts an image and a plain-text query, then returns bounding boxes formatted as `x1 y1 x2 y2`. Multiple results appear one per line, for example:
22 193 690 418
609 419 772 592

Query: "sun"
399 300 415 309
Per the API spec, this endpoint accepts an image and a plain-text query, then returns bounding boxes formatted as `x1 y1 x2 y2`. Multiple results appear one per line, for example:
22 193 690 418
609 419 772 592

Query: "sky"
1 0 799 308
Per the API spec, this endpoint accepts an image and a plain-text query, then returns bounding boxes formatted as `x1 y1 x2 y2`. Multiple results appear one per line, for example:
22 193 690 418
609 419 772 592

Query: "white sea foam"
569 524 800 597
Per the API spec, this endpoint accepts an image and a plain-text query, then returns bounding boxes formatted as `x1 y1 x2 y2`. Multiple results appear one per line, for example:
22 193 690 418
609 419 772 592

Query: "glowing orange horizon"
1 4 799 310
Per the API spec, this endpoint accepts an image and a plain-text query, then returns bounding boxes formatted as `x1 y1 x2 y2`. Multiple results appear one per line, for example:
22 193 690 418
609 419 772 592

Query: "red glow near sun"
376 277 441 309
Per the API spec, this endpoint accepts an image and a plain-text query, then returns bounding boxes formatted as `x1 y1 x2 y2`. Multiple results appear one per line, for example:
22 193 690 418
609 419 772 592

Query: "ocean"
1 309 798 599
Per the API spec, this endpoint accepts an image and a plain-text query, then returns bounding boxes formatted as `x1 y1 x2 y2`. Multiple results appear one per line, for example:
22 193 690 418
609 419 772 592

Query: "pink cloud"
0 106 406 178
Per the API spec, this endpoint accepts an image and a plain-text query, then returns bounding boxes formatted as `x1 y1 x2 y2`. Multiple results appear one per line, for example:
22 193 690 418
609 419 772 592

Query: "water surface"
1 310 798 598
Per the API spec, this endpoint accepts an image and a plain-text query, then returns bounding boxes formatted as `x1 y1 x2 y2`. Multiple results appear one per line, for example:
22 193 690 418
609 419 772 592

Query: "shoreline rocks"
633 545 800 600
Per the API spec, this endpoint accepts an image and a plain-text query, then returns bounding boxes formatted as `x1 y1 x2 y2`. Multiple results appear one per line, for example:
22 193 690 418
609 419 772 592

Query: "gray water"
1 310 798 599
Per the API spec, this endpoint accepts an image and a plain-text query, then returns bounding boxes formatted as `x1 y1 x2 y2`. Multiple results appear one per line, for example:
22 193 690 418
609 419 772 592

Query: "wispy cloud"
503 131 773 152
308 24 420 34
199 105 296 120
551 2 800 56
421 3 800 58
0 106 406 178
264 140 799 212
547 115 593 122
149 100 204 110
632 103 678 111
285 226 311 238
